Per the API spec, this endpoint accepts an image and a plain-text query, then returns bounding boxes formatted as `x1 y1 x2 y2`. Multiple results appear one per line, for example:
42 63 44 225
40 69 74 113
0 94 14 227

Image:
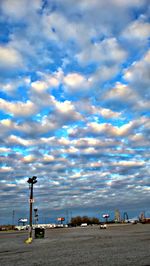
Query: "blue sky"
0 0 150 224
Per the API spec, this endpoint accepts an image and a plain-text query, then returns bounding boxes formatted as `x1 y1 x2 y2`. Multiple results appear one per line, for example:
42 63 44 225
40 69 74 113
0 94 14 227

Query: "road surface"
0 224 150 266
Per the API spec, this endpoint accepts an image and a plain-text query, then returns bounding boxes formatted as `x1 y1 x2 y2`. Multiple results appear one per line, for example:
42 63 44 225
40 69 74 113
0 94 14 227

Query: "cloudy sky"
0 0 150 224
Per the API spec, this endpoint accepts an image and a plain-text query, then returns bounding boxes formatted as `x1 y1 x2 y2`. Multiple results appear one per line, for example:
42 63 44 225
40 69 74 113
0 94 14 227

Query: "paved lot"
0 224 150 266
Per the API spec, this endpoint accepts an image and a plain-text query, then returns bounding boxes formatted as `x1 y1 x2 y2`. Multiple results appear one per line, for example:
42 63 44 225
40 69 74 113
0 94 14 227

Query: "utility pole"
12 210 15 226
27 176 37 241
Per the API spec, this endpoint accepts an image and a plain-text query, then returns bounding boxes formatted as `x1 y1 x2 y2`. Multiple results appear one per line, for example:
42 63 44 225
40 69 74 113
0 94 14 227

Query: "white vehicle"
81 223 88 227
100 224 107 229
15 225 28 231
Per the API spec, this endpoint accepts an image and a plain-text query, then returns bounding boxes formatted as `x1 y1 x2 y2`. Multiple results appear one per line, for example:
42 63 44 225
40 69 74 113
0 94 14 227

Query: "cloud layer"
0 0 149 223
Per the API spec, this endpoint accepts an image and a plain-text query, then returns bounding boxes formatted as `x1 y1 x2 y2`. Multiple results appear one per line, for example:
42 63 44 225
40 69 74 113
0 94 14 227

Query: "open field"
0 224 150 266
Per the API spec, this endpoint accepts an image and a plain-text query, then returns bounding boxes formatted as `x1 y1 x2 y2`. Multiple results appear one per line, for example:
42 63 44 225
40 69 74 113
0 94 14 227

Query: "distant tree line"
70 216 100 226
0 225 15 231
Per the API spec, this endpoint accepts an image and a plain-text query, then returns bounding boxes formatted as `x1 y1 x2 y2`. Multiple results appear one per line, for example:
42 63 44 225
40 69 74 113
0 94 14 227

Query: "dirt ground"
0 224 150 266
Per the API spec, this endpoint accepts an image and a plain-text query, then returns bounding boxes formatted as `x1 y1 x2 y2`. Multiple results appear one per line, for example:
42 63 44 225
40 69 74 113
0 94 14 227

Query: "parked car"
100 224 107 229
81 223 88 227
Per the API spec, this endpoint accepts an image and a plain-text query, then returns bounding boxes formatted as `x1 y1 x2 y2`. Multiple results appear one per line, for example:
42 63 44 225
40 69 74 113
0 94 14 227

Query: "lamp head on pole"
27 176 37 187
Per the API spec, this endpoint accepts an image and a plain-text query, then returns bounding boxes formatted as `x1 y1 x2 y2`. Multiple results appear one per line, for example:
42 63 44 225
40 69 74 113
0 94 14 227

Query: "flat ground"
0 224 150 266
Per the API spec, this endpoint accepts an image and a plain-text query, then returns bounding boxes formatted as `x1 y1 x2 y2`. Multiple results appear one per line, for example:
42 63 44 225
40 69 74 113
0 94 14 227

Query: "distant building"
114 209 121 223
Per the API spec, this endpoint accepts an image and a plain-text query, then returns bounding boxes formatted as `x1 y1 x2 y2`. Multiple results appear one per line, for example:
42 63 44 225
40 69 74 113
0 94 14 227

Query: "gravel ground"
0 224 150 266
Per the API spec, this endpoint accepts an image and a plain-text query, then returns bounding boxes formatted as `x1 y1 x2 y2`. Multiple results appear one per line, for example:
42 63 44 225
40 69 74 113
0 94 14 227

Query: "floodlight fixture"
27 176 37 185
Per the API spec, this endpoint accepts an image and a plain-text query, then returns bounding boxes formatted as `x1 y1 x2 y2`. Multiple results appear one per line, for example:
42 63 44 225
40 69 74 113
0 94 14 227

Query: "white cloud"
0 99 38 117
0 166 13 173
87 121 134 137
124 50 150 99
0 77 30 95
0 117 58 138
112 160 145 167
1 0 42 20
31 72 60 92
70 172 83 179
16 178 28 185
0 147 11 153
77 38 127 66
63 63 124 98
74 100 122 119
7 135 35 147
67 146 79 154
54 100 83 122
103 81 150 113
113 0 145 6
89 65 120 87
63 73 91 95
15 117 58 136
68 120 137 138
31 80 48 92
57 137 70 146
22 155 36 163
43 155 55 162
103 83 139 108
99 107 121 119
1 119 12 127
73 137 117 148
122 20 150 41
0 46 23 69
42 11 95 47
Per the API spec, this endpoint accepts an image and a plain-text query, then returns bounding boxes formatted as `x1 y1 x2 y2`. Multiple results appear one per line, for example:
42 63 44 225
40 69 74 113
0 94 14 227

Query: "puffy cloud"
0 45 23 70
64 73 85 87
31 72 60 92
112 0 144 6
112 160 145 167
73 137 119 148
76 38 127 66
0 119 16 139
74 99 122 119
89 64 121 88
7 135 35 147
15 117 58 137
54 100 83 122
122 19 150 41
0 166 13 173
75 38 127 91
41 11 95 47
0 77 30 95
99 107 121 119
0 117 57 139
0 147 11 153
103 82 150 113
87 121 134 137
0 0 42 20
0 99 38 117
45 0 146 37
80 120 135 138
63 73 91 95
31 80 49 92
43 155 55 162
124 50 150 100
68 116 149 141
22 155 36 163
63 64 124 98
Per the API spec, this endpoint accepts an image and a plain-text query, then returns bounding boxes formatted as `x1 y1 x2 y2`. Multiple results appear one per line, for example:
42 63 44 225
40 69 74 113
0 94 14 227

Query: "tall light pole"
12 210 15 226
27 176 37 240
